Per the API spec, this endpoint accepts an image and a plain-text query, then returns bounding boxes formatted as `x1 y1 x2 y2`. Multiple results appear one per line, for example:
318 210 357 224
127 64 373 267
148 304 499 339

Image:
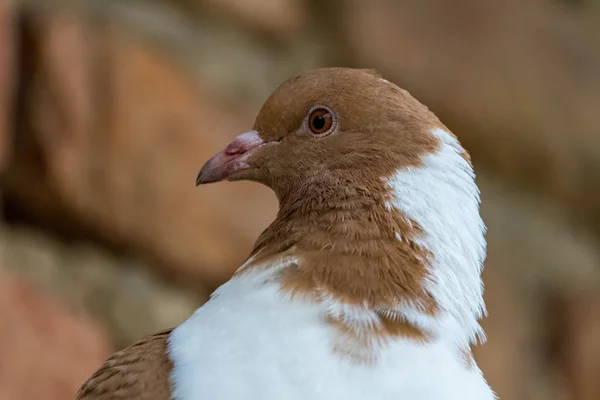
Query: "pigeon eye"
307 106 335 136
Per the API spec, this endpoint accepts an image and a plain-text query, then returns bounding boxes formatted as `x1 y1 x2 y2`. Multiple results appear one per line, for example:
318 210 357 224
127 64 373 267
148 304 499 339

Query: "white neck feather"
385 128 487 349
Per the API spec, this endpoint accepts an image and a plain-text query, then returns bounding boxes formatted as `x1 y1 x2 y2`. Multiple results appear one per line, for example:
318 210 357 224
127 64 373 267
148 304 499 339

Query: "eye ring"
307 105 336 136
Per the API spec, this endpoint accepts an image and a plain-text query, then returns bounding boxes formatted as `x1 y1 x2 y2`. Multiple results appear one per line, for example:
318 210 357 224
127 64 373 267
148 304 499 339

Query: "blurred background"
1 0 599 398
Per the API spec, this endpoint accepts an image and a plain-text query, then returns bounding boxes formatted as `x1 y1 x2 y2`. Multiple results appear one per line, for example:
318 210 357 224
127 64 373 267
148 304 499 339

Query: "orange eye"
308 107 335 135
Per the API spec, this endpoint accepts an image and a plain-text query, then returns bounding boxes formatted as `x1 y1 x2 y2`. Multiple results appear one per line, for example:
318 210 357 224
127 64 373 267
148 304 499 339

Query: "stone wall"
1 0 599 398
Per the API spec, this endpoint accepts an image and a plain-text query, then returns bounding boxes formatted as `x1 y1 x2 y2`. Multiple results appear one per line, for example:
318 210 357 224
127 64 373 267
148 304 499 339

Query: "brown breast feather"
76 329 174 400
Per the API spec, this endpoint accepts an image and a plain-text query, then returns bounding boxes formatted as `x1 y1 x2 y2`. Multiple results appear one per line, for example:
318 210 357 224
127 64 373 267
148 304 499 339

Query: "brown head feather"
230 68 453 347
238 68 444 308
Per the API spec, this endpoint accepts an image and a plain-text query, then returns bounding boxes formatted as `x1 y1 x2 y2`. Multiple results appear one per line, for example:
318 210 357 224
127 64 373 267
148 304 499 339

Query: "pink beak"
196 130 272 185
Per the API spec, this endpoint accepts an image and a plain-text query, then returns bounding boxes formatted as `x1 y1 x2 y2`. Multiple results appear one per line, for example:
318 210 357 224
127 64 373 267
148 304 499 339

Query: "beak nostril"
223 130 264 156
225 148 244 156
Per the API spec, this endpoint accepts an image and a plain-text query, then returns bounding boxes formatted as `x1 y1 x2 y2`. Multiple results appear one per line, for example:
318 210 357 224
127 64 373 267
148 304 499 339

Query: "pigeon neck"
253 169 437 309
242 128 487 348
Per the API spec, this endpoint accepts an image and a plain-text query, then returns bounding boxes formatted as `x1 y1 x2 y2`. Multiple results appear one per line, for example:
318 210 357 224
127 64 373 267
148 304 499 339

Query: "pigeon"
77 68 495 400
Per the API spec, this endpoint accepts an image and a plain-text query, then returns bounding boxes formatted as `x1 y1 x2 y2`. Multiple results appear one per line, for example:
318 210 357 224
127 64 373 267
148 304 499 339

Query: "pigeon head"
196 68 448 200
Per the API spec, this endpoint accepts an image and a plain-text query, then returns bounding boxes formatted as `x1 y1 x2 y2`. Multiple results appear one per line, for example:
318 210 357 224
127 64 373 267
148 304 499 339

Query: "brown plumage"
236 68 445 325
76 329 174 400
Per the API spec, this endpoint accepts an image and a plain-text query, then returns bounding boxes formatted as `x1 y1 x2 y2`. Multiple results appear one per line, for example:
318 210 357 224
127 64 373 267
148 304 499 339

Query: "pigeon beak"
196 130 275 185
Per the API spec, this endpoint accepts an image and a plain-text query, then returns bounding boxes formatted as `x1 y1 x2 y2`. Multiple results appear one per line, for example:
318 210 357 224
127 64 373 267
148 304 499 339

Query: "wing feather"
76 329 175 400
